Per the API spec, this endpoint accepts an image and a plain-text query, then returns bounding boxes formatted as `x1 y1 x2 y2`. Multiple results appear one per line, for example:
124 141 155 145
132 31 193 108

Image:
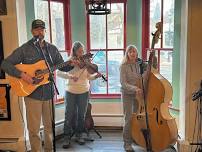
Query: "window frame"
142 0 175 108
86 0 127 99
46 0 72 52
142 0 174 69
35 0 71 103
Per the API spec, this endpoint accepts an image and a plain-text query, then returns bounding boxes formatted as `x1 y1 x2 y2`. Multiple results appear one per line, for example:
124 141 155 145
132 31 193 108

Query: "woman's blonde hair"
121 45 138 64
70 41 85 57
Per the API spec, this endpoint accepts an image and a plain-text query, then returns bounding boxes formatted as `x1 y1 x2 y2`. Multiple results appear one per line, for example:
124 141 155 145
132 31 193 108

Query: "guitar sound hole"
32 77 44 85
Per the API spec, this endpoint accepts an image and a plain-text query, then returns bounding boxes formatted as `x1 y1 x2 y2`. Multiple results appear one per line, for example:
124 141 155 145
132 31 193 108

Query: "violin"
85 62 107 82
76 53 107 82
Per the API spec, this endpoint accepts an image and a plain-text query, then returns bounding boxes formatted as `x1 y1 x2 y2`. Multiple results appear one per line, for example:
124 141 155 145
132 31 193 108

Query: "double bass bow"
131 22 178 152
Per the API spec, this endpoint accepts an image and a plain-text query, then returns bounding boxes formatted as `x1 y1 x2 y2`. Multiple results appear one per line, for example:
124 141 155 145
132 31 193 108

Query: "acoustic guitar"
7 53 94 97
7 60 71 97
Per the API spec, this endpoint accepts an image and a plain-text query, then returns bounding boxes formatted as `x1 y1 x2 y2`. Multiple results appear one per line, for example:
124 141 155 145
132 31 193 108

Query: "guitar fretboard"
36 53 93 75
38 60 71 75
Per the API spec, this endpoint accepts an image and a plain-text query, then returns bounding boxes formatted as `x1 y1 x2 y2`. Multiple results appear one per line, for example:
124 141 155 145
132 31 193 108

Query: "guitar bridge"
32 77 44 84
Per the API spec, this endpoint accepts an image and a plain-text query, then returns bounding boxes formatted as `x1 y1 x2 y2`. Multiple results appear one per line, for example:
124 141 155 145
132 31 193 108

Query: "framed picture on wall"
0 84 11 121
0 0 7 15
0 21 5 79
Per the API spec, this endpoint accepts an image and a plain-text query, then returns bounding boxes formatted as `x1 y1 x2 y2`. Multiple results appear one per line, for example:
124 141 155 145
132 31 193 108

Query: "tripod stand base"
71 127 102 141
197 148 202 152
92 128 102 138
190 142 202 152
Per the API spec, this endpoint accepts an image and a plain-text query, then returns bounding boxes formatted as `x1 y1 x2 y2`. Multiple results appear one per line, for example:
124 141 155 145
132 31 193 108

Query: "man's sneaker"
62 137 71 149
124 143 134 152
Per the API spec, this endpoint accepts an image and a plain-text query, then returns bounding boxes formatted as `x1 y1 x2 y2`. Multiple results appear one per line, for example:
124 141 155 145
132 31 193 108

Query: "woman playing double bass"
120 45 149 152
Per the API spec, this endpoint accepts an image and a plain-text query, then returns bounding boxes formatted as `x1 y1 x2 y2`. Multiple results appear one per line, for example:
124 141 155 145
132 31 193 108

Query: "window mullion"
106 14 109 94
161 0 164 48
48 0 52 43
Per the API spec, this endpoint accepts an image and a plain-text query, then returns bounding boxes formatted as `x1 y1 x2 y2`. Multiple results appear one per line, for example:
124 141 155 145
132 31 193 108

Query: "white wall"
179 0 202 151
0 0 24 138
0 1 28 150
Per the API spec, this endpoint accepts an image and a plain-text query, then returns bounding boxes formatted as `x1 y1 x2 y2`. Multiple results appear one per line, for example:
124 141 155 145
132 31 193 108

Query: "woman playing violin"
120 45 149 152
57 41 101 149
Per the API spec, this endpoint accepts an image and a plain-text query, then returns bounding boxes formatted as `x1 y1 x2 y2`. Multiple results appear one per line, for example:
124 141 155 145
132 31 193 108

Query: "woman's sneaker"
75 133 85 145
62 137 71 149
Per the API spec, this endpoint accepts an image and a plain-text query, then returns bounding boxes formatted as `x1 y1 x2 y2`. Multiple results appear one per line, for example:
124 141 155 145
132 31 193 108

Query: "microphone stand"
35 39 58 152
139 60 153 152
190 96 202 152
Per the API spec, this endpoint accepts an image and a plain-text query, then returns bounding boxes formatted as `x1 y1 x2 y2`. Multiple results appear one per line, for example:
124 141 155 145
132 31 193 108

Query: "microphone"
192 80 202 101
33 35 45 46
137 58 143 65
33 35 39 45
192 89 202 101
137 58 144 75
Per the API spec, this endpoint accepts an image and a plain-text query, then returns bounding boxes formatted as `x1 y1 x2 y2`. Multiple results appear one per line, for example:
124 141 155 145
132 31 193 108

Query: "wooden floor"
56 129 177 152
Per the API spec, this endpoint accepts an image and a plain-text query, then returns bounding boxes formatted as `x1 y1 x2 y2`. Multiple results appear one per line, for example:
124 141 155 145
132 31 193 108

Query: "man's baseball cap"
32 19 45 29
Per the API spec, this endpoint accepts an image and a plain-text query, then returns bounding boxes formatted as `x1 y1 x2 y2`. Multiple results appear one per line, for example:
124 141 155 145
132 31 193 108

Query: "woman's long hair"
70 41 84 57
121 45 138 65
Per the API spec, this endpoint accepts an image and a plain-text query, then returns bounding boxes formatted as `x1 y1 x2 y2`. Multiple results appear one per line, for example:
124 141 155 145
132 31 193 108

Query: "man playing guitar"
1 19 76 152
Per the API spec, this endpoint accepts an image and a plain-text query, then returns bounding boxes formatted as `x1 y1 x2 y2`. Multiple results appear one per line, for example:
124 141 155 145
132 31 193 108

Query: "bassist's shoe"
124 143 134 152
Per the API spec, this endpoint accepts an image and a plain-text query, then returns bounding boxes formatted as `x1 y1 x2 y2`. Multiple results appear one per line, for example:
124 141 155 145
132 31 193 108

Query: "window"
34 0 71 103
87 2 126 97
149 0 174 83
34 0 50 41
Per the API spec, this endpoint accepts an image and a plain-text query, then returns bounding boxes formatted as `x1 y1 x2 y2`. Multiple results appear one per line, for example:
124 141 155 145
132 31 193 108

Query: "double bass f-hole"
153 107 163 125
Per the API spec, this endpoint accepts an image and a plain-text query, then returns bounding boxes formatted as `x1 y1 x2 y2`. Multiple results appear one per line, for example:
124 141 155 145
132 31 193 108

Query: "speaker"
0 0 7 15
0 21 5 79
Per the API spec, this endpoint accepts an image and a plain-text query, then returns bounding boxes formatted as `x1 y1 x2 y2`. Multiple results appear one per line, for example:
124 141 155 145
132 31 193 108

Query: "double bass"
131 22 178 152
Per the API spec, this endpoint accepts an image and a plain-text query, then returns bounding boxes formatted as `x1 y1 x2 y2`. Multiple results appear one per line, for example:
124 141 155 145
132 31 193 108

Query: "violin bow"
90 49 107 82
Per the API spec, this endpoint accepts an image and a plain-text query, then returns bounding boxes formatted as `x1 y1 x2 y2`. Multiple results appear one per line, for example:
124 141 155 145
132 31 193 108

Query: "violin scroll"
151 22 162 45
150 22 163 69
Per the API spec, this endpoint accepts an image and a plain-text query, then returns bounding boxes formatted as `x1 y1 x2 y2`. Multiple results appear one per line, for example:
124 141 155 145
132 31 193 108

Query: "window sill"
90 94 121 99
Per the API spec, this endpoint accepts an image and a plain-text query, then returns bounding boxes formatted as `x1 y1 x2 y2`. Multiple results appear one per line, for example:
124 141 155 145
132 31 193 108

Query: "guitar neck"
42 60 71 74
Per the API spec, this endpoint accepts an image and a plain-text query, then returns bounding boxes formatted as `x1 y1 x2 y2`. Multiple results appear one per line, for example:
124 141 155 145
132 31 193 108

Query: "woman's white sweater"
57 66 97 94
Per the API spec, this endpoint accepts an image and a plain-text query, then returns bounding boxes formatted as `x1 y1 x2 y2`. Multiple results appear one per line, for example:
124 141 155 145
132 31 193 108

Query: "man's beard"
38 35 44 41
